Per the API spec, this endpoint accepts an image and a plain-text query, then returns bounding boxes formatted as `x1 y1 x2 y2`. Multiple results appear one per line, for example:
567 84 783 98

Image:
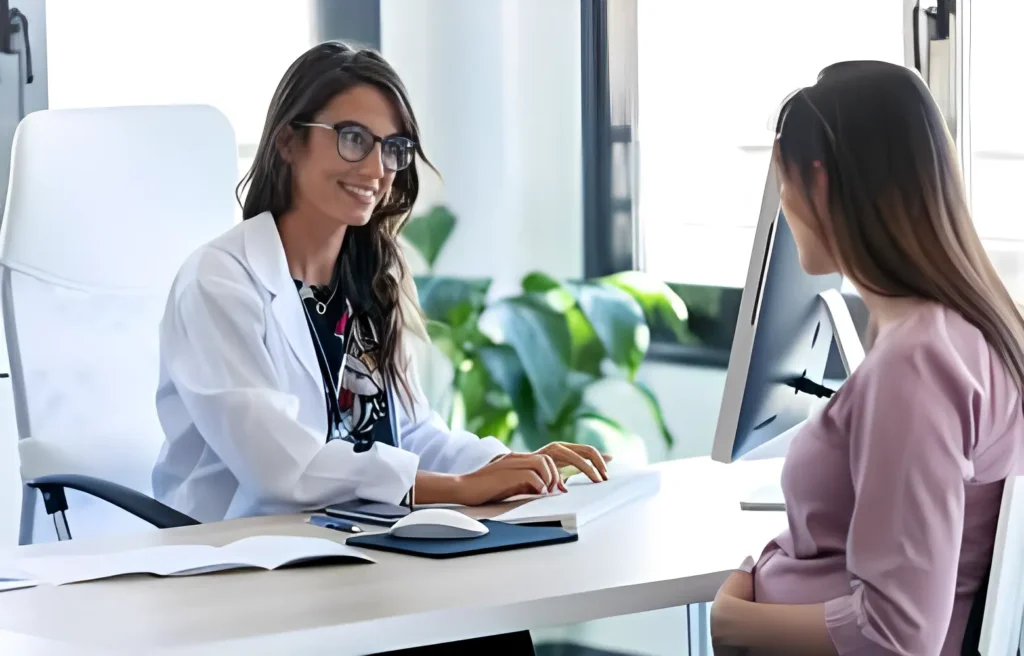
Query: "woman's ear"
809 161 830 218
276 126 297 164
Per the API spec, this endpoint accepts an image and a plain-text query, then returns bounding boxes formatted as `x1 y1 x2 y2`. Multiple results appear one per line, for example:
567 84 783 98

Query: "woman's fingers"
517 471 547 497
497 470 546 502
478 468 546 504
571 443 610 480
539 453 564 492
525 453 558 493
551 444 603 483
498 453 554 492
536 442 611 482
508 453 563 493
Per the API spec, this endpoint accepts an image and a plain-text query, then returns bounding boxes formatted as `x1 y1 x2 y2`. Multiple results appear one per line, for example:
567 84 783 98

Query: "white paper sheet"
6 535 375 586
0 562 38 592
0 578 37 593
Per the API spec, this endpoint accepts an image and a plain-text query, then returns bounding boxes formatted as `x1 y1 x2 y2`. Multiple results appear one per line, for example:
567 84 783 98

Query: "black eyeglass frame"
292 120 417 172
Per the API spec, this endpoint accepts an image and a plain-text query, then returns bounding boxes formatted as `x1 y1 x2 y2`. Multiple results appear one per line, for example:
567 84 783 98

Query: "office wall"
381 0 583 298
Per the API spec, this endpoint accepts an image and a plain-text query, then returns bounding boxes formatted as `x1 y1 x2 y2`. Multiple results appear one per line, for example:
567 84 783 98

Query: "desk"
0 457 788 655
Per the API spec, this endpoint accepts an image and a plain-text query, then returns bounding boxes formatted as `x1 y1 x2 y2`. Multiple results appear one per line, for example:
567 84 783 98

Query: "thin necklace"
313 260 344 315
313 283 337 316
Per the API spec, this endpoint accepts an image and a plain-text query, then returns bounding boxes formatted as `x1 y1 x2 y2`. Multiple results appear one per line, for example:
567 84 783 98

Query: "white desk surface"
0 456 788 655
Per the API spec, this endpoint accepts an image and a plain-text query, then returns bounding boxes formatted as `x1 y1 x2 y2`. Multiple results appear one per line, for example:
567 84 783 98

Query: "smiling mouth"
340 182 376 204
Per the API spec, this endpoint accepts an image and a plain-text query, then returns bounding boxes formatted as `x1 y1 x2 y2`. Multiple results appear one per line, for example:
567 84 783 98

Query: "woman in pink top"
709 60 1024 655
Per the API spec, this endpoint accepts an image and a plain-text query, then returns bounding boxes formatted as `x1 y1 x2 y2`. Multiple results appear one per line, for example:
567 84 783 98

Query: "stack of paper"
6 535 375 586
494 465 660 529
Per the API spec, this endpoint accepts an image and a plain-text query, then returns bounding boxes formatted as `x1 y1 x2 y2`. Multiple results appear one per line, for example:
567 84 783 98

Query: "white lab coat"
152 211 509 522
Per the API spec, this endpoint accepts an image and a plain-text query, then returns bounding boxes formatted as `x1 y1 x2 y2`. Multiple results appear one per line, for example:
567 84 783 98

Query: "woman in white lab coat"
153 40 611 520
152 41 606 654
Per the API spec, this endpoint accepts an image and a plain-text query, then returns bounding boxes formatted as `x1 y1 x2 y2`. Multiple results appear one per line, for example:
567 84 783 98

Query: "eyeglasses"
293 121 416 172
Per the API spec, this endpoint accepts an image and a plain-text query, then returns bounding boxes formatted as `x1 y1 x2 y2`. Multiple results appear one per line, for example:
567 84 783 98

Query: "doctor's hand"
454 452 566 505
534 442 611 483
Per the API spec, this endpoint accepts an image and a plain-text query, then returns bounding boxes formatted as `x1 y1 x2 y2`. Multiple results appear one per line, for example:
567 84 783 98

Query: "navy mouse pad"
345 520 577 559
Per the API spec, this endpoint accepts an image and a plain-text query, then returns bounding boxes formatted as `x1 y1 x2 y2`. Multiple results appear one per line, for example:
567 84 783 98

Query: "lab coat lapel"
243 212 322 386
272 290 323 387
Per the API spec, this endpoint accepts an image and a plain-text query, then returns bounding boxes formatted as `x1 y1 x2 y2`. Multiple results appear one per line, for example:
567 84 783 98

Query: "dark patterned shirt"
295 280 396 447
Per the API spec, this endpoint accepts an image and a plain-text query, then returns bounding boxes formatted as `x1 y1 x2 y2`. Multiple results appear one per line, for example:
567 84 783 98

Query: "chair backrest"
979 475 1024 655
0 105 238 544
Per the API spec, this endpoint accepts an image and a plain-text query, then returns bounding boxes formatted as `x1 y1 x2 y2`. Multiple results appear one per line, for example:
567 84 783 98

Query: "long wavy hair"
237 41 433 407
775 60 1024 396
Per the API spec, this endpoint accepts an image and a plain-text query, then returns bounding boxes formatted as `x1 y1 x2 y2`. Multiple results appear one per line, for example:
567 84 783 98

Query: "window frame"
580 0 739 368
314 0 380 49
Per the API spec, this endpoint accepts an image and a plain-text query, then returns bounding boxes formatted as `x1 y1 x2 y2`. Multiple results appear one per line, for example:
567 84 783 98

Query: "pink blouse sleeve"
824 343 976 655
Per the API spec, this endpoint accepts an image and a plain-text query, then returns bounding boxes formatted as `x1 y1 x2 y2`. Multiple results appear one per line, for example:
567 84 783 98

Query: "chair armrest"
26 474 200 530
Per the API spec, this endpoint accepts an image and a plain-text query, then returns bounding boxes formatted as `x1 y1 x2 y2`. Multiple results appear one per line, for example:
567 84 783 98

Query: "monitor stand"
737 427 796 512
738 290 865 513
741 480 787 512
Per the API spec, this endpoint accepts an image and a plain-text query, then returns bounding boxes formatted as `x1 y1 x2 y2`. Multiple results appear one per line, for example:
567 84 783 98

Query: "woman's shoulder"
848 304 986 385
826 303 1020 441
170 220 256 299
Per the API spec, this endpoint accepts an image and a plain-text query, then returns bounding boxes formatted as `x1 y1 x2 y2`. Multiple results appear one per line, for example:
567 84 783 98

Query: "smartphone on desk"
325 499 411 526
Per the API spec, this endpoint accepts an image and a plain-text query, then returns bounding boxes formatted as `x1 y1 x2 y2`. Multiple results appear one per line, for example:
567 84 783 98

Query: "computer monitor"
711 160 864 470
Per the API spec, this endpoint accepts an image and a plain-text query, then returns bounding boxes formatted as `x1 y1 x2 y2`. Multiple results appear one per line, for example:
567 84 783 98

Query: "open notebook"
6 535 375 586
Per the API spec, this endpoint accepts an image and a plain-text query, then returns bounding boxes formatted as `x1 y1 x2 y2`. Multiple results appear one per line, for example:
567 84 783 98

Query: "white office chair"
0 105 238 544
976 474 1024 656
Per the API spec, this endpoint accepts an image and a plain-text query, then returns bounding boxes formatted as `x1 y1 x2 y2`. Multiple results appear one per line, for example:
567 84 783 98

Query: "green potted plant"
401 206 691 463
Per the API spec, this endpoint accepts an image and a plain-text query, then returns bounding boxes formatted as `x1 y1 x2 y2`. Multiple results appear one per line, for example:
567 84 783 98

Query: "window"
636 1 904 288
586 1 1023 365
970 1 1024 298
45 0 317 209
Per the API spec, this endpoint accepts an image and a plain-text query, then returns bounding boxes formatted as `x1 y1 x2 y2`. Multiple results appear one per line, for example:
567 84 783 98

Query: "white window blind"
970 1 1024 298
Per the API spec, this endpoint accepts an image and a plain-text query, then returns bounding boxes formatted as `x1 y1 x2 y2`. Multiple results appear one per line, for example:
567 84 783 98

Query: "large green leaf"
454 354 516 444
570 281 649 379
564 308 605 376
476 344 546 449
600 271 693 344
479 296 572 425
521 271 561 293
573 414 648 465
454 356 490 421
522 272 575 312
523 272 603 376
630 380 675 448
401 206 456 268
468 405 517 444
548 371 599 438
414 276 490 328
669 282 723 318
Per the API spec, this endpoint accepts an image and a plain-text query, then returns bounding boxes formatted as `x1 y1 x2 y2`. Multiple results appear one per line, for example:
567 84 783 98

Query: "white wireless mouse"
388 508 489 540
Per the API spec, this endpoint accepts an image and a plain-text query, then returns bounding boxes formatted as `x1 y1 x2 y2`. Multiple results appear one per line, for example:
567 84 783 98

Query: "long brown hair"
237 41 433 408
775 60 1024 394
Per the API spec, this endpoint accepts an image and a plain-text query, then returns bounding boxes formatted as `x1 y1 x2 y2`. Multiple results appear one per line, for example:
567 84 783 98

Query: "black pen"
308 513 363 533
